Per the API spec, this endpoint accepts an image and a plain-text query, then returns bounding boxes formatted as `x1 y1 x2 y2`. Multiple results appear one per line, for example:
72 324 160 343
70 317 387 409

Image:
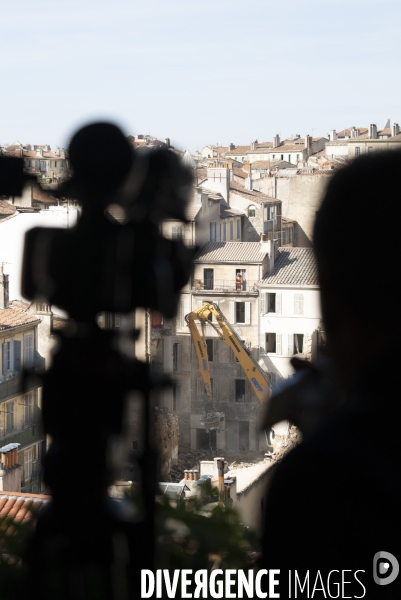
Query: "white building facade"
258 248 321 381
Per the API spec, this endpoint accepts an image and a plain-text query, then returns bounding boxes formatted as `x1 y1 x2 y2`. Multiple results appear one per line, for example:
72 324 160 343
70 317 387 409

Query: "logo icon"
373 551 399 586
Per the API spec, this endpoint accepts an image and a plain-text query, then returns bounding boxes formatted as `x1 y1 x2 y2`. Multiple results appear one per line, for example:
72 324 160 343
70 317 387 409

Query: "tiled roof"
260 248 318 285
22 151 68 159
200 188 224 201
225 145 251 156
229 181 278 204
32 188 58 204
220 206 244 219
185 199 202 220
195 242 267 263
0 300 41 331
252 144 305 154
0 200 17 216
282 216 296 224
336 127 368 138
233 168 247 179
0 491 50 536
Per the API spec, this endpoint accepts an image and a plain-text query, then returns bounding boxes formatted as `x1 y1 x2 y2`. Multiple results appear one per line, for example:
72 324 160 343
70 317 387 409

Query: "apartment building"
186 241 270 452
0 268 45 493
258 248 320 381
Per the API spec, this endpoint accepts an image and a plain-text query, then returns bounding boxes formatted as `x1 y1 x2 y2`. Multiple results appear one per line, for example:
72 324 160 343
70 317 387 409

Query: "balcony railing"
0 374 40 402
1 421 44 450
192 279 259 293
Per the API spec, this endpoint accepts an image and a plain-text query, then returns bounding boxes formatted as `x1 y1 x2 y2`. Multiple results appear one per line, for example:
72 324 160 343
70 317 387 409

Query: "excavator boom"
185 301 271 430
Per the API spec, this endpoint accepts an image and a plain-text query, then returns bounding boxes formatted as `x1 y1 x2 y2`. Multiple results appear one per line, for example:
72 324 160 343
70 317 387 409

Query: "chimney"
369 124 378 139
55 147 60 156
350 127 357 138
229 143 235 151
60 148 66 159
392 123 400 136
245 175 253 190
165 138 170 148
36 148 43 157
273 134 280 148
251 140 258 151
329 130 337 141
0 266 9 310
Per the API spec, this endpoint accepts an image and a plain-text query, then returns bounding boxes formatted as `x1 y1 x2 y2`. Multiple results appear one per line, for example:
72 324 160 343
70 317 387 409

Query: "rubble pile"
272 425 302 462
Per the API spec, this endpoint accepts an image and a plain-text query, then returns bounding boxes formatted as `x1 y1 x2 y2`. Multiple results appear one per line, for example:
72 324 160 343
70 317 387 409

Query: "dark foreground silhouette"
262 151 401 598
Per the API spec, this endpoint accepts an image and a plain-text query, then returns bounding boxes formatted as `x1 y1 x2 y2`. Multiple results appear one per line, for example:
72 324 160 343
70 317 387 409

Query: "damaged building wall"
153 409 179 480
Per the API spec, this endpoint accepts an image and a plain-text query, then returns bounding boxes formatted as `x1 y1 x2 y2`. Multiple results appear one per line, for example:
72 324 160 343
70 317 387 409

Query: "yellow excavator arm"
185 302 271 430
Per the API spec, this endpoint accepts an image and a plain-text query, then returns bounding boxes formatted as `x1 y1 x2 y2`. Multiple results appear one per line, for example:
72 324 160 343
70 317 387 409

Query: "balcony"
192 280 259 294
2 421 44 450
0 374 40 402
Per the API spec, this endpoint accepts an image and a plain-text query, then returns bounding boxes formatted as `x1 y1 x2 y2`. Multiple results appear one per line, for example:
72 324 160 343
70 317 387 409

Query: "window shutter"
261 293 267 314
294 294 304 316
2 343 7 374
299 294 304 315
276 293 282 315
276 333 282 355
229 301 235 324
287 334 294 356
245 302 251 325
13 341 21 372
259 332 266 354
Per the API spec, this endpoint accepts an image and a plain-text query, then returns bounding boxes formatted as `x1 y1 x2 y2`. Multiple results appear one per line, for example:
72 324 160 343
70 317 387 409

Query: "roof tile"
260 247 318 285
195 242 267 263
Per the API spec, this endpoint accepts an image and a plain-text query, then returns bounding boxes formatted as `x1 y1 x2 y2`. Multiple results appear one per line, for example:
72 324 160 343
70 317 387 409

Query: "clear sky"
1 0 400 153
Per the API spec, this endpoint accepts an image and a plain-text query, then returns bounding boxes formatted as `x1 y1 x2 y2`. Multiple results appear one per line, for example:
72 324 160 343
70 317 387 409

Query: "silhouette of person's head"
314 150 401 385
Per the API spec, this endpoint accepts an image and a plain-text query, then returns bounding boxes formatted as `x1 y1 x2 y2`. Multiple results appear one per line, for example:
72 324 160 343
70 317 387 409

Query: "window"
5 401 14 434
210 222 216 241
293 334 304 355
230 220 233 239
24 448 33 481
355 147 361 156
2 341 11 373
267 293 276 313
288 155 291 163
248 205 256 218
235 379 246 402
294 294 305 315
114 314 121 328
204 268 214 290
151 310 163 329
205 339 214 362
281 155 284 160
265 333 276 353
236 302 246 324
236 269 246 291
368 147 374 154
172 226 183 240
230 301 250 324
173 343 182 371
297 154 300 161
24 335 34 367
236 219 241 240
272 155 275 160
54 161 58 167
24 392 34 426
